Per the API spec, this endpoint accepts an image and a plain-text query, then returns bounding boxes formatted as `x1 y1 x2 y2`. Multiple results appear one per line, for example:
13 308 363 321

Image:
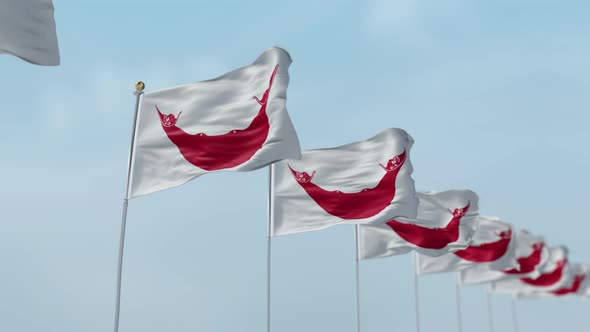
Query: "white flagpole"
113 81 144 332
354 225 361 332
413 253 421 332
510 297 519 332
455 274 463 332
486 287 495 332
266 164 274 332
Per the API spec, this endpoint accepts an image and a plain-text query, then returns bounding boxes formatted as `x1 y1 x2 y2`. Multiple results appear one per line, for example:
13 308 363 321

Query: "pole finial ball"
135 81 145 92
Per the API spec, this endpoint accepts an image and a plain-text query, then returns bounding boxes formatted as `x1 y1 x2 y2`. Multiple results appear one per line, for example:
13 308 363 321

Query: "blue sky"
1 1 590 331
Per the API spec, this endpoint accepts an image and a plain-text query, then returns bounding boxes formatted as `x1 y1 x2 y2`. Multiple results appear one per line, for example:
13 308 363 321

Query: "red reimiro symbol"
503 242 544 275
550 274 586 296
289 150 407 220
156 65 279 171
520 259 567 287
453 228 512 262
386 202 471 250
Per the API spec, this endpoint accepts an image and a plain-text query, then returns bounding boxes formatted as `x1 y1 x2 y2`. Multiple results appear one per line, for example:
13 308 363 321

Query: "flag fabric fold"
417 216 517 275
460 229 548 285
0 0 60 65
128 47 301 198
492 245 569 294
271 128 417 237
359 189 479 259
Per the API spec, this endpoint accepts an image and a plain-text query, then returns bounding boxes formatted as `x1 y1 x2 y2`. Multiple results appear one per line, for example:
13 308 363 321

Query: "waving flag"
0 0 60 65
359 190 479 259
417 216 516 274
578 266 590 297
460 229 548 285
271 128 417 236
128 48 301 198
513 263 588 299
492 246 569 294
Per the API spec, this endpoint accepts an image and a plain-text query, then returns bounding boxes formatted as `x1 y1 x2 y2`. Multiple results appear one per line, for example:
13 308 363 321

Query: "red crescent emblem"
288 150 406 220
453 228 512 262
385 202 471 249
156 65 278 171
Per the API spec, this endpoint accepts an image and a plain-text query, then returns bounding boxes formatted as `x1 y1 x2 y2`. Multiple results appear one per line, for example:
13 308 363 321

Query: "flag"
271 128 417 236
128 47 301 198
460 229 548 285
578 265 590 297
358 190 479 259
0 0 60 65
492 245 569 294
417 216 517 275
514 263 588 299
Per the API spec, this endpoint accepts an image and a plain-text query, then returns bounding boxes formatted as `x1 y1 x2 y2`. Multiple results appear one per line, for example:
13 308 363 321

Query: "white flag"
514 263 588 299
492 246 569 294
578 265 590 297
460 229 548 285
359 190 479 259
129 48 301 198
418 216 517 275
0 0 60 65
271 128 417 237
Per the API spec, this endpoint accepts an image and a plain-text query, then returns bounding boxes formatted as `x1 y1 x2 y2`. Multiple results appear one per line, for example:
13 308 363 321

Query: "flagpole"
266 164 274 332
113 81 144 332
455 274 463 332
510 297 519 332
486 287 495 332
413 253 421 332
354 225 361 332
